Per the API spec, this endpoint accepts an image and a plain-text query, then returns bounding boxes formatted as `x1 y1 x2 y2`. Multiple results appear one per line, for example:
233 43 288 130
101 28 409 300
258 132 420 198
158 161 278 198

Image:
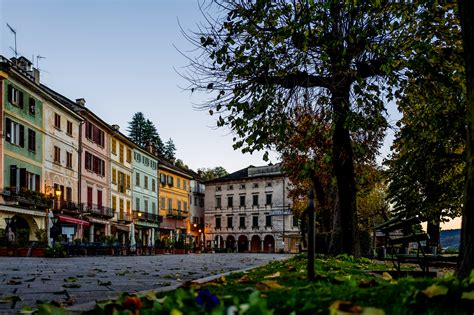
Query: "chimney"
33 68 40 84
145 141 155 154
11 56 33 72
76 98 86 107
111 124 120 132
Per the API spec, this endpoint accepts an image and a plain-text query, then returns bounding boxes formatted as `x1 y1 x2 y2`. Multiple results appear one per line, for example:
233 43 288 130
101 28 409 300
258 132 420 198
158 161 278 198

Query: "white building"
204 165 300 253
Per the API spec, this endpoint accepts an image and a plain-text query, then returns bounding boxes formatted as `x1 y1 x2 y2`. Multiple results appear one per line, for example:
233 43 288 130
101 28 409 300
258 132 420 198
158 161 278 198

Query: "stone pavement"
0 253 291 313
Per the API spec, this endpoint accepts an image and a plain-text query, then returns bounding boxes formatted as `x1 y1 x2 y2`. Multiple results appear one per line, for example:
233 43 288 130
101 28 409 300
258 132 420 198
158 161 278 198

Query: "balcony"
81 203 114 218
2 188 53 210
60 201 81 213
165 209 189 219
133 211 162 223
117 211 133 223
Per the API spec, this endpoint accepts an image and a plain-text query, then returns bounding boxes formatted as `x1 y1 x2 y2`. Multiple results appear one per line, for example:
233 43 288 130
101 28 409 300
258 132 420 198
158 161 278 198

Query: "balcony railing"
82 203 114 218
117 211 133 223
60 201 81 212
2 188 53 210
132 211 162 223
165 209 189 219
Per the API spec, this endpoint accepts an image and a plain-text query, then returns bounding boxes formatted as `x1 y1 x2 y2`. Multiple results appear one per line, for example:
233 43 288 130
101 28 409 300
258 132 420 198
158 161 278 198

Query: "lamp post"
51 215 59 245
55 188 62 210
4 217 13 244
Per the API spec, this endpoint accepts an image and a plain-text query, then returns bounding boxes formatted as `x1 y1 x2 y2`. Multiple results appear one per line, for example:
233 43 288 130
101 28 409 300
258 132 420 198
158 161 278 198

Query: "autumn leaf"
329 300 362 314
461 291 474 300
255 280 285 291
382 272 393 281
264 272 281 279
62 283 81 288
236 274 251 283
421 284 449 298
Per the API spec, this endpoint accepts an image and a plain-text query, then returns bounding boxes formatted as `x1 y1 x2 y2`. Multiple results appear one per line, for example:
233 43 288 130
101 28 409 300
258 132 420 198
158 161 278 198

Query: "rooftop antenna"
6 23 18 57
36 55 46 69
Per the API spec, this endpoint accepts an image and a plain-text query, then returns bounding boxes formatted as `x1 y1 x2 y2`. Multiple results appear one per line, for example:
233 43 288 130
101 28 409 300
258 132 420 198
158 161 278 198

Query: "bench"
374 215 431 273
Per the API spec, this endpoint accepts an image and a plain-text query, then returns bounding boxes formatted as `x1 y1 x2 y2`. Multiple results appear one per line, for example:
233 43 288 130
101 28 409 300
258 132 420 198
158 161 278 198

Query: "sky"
0 0 461 229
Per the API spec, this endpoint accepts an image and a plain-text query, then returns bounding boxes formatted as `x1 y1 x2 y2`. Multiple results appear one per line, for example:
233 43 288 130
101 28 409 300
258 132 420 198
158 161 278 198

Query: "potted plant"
155 239 165 255
16 228 30 256
31 229 47 257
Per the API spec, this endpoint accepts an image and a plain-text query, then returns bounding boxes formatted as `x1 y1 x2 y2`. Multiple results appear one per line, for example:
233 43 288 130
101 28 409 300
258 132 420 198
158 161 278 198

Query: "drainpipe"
78 120 85 208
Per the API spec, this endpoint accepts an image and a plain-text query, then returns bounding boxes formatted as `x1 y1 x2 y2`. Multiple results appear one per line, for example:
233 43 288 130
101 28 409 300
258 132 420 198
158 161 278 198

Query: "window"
144 176 148 189
178 201 182 211
160 173 166 184
161 197 165 209
216 186 221 191
119 198 124 212
240 195 246 207
119 143 124 163
152 202 156 214
112 139 117 155
118 171 125 193
227 196 233 208
183 180 187 190
126 174 131 189
194 196 198 205
87 187 93 207
168 198 172 210
97 190 103 208
28 129 36 152
215 217 221 229
177 178 181 188
143 157 149 166
266 182 272 187
126 148 132 163
136 198 140 211
150 160 157 170
239 216 245 228
184 201 187 211
29 97 35 115
253 194 259 206
227 217 233 228
112 168 117 184
5 118 24 147
9 166 40 192
54 146 61 164
293 215 299 227
67 121 73 136
200 198 204 207
253 183 259 188
85 151 105 176
228 184 233 190
54 113 61 129
266 194 272 206
112 195 117 210
216 196 222 208
167 175 174 186
136 172 140 186
127 200 131 212
66 152 72 168
134 152 141 162
144 200 148 212
8 84 23 107
266 215 272 227
66 187 72 202
240 184 246 189
253 216 259 228
152 179 156 192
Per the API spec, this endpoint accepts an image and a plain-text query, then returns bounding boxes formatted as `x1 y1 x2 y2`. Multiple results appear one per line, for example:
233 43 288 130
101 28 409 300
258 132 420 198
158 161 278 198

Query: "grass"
30 254 474 314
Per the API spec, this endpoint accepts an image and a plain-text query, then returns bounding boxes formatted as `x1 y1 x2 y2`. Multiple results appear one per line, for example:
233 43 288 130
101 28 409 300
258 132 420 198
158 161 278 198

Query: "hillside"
440 229 460 250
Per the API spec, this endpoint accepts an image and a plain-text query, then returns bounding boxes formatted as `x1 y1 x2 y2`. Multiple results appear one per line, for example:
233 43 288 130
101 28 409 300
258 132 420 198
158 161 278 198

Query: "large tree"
128 112 165 155
184 0 417 255
197 166 229 181
163 138 177 161
128 112 147 146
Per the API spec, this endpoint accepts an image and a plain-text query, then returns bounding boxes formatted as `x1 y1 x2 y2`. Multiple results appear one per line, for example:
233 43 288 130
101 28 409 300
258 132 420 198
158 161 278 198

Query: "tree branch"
255 71 331 90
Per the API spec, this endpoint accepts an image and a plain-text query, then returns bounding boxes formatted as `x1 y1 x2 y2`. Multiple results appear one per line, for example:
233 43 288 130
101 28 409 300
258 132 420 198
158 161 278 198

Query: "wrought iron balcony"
2 187 53 210
117 211 133 223
132 211 162 223
81 203 114 218
165 209 189 219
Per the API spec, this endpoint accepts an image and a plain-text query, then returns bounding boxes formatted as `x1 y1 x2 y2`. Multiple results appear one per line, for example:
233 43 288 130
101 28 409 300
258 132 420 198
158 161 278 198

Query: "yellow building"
158 159 192 243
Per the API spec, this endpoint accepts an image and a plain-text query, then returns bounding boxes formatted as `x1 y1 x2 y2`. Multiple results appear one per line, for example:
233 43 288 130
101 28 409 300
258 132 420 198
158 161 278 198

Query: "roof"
158 157 192 179
206 164 283 184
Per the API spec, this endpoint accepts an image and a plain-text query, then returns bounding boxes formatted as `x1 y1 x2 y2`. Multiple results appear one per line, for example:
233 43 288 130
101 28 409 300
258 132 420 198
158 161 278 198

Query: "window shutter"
35 174 41 192
5 118 11 143
7 84 13 103
127 175 131 189
19 91 24 109
9 165 17 189
19 125 24 147
19 168 27 189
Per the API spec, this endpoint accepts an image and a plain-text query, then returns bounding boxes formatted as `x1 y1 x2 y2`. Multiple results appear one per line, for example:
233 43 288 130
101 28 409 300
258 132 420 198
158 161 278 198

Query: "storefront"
55 214 89 242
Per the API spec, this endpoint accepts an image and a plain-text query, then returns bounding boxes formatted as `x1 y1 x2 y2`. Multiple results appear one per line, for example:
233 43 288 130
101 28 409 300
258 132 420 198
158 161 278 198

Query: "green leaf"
421 284 448 298
36 304 69 315
461 291 474 300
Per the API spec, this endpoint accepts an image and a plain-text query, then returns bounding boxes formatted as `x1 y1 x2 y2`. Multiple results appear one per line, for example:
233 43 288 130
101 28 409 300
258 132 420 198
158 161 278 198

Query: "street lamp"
55 188 62 210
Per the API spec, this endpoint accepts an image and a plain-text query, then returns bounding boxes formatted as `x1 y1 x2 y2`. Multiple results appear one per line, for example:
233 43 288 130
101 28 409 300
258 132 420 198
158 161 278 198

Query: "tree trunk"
328 192 342 255
330 86 360 257
426 217 441 249
458 0 474 279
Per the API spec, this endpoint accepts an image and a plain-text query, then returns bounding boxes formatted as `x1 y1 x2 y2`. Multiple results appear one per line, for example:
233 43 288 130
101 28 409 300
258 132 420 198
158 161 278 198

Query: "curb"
66 255 292 313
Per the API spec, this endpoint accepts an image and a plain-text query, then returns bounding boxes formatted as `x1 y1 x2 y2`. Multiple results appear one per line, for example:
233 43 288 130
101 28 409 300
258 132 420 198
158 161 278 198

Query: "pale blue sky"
0 0 279 173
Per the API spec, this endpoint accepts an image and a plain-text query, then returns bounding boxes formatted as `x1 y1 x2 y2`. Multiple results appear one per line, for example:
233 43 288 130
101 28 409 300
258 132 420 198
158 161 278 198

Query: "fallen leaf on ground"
255 280 285 291
421 284 448 298
62 283 81 288
236 274 251 283
461 291 474 300
264 272 280 279
382 272 393 281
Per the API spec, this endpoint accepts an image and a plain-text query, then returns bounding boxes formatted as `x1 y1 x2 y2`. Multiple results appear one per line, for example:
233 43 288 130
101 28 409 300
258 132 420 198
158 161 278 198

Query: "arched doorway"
214 235 224 248
226 235 236 251
250 235 261 252
9 216 31 245
238 235 248 252
263 235 275 253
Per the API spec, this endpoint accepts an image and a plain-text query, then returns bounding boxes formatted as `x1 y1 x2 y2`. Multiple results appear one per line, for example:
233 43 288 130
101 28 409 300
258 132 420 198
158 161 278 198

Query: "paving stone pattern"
0 253 291 313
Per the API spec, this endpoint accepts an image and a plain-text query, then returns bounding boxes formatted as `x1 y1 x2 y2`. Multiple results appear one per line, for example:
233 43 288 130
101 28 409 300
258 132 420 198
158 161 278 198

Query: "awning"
112 223 130 232
57 214 90 227
86 216 110 225
0 205 46 217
